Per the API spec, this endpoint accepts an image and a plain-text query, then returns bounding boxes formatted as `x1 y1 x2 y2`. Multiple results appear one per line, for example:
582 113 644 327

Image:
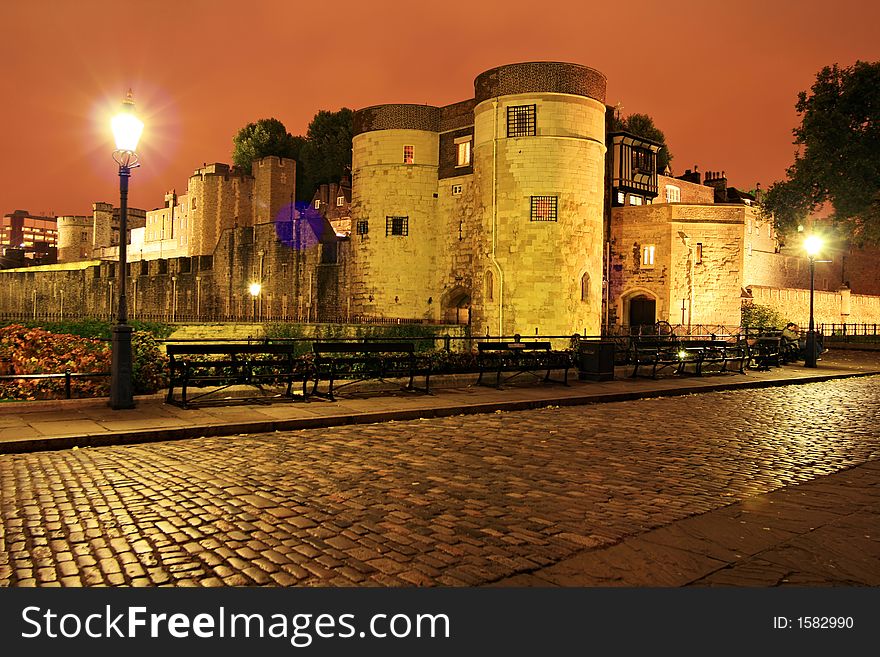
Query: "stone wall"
748 285 880 326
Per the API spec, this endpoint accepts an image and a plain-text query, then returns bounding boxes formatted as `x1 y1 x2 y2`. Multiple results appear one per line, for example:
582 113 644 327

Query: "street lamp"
109 90 143 409
804 234 822 368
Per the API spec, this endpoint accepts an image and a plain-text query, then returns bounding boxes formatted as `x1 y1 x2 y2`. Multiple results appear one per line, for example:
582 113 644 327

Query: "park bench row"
166 340 575 408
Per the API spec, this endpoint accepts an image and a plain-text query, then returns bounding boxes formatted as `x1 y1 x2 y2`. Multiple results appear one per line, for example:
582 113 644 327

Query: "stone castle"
2 61 879 332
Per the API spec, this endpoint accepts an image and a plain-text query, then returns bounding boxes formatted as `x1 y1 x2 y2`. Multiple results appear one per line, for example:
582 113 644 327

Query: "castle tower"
471 62 607 336
350 104 442 319
92 202 114 249
252 156 296 225
56 215 93 262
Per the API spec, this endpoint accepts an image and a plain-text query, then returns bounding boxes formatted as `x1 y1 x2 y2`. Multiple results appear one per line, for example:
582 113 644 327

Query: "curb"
0 370 876 455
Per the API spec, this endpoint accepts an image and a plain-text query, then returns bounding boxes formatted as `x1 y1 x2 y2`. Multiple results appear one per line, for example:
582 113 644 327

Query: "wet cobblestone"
1 376 879 587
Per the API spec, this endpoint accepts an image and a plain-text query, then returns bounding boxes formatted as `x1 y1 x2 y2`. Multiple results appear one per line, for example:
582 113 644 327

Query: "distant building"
0 210 57 266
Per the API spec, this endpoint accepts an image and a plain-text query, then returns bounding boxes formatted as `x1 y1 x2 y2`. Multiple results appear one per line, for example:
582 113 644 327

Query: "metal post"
110 165 135 408
805 255 817 368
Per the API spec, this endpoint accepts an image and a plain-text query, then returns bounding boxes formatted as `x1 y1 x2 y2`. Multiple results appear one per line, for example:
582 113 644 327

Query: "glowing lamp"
804 235 822 257
249 282 262 297
111 90 144 153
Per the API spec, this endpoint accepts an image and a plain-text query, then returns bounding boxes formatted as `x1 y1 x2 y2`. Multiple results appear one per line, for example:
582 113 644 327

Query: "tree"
232 118 298 172
611 112 673 173
762 61 880 243
294 108 354 202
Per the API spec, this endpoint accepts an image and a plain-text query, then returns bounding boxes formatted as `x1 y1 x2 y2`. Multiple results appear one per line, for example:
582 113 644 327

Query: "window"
451 184 463 196
630 195 643 206
140 260 149 276
356 219 369 236
191 198 196 210
695 243 703 264
386 216 408 236
314 199 321 209
530 196 558 222
616 191 625 205
455 139 472 166
507 105 536 137
642 244 655 268
632 148 653 174
665 185 681 203
485 270 494 301
581 272 590 302
403 145 414 164
336 196 345 207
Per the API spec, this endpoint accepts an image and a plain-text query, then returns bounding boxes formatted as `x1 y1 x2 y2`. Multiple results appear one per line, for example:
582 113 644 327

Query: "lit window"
356 219 369 236
336 196 345 207
456 139 471 166
630 195 643 206
696 243 703 264
747 242 752 257
507 105 536 137
616 192 625 204
642 244 655 268
452 184 462 196
403 145 414 164
530 196 558 222
386 216 408 236
665 185 681 203
314 199 321 209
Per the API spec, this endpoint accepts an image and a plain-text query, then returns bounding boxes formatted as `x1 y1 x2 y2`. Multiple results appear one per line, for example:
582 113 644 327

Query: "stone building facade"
350 62 608 336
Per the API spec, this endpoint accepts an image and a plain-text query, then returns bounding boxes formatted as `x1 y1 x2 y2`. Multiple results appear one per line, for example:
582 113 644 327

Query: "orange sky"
1 0 878 217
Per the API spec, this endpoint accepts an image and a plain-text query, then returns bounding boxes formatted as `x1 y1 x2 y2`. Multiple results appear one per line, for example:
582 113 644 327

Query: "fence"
819 323 880 342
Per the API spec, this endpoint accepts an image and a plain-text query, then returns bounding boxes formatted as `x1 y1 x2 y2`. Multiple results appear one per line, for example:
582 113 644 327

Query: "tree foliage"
232 118 299 172
762 61 880 243
611 112 673 173
231 110 354 202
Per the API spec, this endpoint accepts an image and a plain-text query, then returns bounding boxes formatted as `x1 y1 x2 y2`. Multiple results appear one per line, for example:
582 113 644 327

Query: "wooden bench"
476 341 572 389
311 342 431 401
629 335 682 378
750 335 782 370
677 338 748 376
166 342 313 408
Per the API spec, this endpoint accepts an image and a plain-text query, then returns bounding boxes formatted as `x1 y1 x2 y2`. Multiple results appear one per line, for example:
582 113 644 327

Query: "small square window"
386 216 408 236
403 145 414 164
451 184 463 196
456 140 471 167
336 196 345 207
642 244 655 268
314 199 321 209
530 196 558 222
507 105 536 137
356 219 369 236
665 185 681 203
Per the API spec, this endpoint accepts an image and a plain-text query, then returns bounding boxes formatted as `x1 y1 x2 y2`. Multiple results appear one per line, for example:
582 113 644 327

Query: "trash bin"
577 340 615 381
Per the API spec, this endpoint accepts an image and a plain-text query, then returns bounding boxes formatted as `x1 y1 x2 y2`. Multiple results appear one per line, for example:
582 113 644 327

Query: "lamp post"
804 235 822 368
109 90 143 409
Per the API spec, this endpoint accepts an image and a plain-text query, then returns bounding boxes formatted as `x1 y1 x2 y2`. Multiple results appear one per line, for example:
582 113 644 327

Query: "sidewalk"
1 351 879 454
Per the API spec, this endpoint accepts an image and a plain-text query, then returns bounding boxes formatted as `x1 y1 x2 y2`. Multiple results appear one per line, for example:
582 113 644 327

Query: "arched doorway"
442 287 471 325
628 295 656 329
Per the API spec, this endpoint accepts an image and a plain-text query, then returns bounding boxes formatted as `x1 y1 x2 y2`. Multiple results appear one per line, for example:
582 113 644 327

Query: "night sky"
2 0 877 217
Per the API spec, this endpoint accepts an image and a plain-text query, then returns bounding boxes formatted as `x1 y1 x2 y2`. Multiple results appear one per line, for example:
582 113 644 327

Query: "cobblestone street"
2 376 879 587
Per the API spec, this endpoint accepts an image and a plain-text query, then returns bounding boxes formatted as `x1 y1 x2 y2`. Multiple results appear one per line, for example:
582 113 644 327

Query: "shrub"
0 324 167 400
0 319 173 340
741 303 787 330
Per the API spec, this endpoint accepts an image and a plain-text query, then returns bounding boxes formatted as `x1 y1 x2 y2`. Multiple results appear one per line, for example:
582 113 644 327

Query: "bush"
741 303 787 330
0 324 167 400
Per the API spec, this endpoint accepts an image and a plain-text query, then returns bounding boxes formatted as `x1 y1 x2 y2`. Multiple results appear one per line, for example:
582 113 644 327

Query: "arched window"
485 270 494 301
581 272 590 302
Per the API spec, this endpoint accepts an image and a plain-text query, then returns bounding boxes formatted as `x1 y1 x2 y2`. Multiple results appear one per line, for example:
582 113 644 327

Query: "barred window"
530 196 557 222
386 216 409 236
336 196 345 207
507 105 536 137
403 145 414 164
356 219 369 236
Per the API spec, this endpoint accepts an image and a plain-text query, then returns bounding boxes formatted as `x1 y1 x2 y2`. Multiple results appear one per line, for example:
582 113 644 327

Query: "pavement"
1 350 879 454
1 350 879 587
